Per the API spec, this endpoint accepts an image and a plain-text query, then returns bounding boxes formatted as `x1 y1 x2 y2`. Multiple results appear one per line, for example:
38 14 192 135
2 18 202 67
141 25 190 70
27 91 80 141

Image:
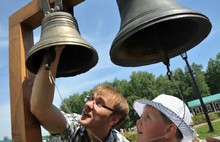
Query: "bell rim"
26 40 98 77
110 13 212 67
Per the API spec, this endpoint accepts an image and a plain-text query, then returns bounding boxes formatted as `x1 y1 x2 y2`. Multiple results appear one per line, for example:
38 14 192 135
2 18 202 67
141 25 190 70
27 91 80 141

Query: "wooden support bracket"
9 0 84 141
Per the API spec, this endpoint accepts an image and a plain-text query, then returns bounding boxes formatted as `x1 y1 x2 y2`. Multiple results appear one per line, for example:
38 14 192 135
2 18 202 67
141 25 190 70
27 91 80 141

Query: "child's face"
136 105 170 142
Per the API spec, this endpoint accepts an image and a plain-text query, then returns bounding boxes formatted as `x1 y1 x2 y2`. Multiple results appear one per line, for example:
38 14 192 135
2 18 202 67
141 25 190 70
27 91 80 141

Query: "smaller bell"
26 11 98 77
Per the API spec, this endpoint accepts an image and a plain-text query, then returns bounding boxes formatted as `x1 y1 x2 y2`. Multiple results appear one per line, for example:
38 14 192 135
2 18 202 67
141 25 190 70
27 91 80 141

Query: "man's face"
136 106 168 142
79 93 114 130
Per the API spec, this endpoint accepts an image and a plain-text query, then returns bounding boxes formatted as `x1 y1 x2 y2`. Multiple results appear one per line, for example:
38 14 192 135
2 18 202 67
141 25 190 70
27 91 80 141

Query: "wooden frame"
9 0 84 141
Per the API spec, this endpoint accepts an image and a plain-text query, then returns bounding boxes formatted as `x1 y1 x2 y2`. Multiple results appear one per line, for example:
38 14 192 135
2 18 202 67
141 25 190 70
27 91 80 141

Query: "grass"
195 120 220 139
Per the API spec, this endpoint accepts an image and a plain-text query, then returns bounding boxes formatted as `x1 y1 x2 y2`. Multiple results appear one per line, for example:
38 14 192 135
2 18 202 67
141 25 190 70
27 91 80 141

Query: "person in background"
30 46 129 142
133 94 196 142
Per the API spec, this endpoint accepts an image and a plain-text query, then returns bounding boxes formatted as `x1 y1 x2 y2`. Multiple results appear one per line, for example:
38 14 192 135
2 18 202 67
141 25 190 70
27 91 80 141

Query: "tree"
154 68 194 102
60 92 89 114
108 78 131 98
129 71 158 99
172 68 192 102
155 74 176 96
206 52 220 94
184 63 210 100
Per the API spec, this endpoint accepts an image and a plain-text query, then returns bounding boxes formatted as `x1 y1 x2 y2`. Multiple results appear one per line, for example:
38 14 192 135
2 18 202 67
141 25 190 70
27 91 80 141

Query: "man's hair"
92 84 129 128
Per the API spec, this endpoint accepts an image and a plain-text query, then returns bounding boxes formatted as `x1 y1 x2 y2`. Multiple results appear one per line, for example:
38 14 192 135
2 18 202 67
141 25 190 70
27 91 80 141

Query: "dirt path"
193 118 220 128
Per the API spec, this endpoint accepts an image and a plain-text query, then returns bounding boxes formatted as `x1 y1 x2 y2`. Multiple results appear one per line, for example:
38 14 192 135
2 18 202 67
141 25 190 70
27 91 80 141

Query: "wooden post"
9 0 84 141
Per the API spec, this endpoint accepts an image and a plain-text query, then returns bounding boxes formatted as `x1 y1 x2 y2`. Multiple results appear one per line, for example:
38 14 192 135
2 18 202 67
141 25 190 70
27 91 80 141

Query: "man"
30 47 129 141
133 94 196 142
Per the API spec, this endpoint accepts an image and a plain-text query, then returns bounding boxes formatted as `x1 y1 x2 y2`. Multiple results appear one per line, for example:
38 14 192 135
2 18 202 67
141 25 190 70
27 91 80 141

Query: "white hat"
133 94 195 142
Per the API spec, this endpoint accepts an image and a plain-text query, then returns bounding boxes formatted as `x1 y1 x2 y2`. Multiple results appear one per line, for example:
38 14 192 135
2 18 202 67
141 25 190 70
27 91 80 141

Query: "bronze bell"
110 0 212 66
26 11 98 77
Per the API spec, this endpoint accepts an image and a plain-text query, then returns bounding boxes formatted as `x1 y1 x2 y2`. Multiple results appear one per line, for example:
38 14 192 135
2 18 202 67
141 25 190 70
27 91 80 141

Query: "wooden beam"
9 23 41 142
9 0 84 29
9 0 84 141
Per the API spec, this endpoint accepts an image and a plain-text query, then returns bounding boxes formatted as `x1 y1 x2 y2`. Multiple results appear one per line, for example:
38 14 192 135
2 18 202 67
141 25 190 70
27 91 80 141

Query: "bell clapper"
153 33 172 80
157 47 172 80
44 47 56 70
153 30 170 64
156 44 172 80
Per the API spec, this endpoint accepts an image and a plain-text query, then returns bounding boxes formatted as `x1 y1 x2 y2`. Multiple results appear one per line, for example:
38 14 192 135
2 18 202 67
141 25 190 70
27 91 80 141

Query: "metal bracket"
55 0 63 11
41 0 50 14
41 0 63 15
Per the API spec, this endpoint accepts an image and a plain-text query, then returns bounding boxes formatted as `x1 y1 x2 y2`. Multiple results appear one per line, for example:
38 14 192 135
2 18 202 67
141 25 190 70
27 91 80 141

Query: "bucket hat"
133 94 195 142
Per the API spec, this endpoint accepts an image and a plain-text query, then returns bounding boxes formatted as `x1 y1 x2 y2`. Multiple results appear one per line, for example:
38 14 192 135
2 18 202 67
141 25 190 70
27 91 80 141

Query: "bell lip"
25 40 98 77
56 56 98 78
110 13 212 67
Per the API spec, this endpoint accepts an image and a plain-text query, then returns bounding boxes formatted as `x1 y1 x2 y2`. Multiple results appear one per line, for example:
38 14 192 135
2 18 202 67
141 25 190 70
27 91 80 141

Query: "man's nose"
85 100 94 109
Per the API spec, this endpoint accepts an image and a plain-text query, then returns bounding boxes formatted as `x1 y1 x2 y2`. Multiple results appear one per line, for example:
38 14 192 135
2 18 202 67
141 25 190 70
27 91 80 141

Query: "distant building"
187 93 220 115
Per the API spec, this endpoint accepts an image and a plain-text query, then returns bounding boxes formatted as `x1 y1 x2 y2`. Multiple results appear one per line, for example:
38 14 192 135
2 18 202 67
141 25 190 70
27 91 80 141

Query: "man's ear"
110 115 121 126
164 124 177 139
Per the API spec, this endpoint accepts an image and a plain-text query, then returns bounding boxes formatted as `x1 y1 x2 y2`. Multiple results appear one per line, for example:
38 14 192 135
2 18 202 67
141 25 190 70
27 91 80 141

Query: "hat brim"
133 98 194 142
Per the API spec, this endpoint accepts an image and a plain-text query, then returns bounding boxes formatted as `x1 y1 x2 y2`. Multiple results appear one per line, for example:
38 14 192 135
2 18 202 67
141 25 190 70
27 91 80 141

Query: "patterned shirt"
53 112 130 142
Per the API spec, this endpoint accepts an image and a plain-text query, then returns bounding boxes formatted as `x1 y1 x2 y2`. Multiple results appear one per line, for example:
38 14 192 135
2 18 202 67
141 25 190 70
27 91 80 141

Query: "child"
133 94 196 142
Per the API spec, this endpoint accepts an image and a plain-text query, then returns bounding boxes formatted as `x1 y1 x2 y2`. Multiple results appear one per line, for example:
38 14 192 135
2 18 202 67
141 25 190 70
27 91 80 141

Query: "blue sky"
0 0 220 140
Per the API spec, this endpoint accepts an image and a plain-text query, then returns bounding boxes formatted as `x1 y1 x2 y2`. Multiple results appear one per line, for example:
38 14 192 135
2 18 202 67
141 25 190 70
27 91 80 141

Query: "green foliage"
60 91 90 114
42 135 55 142
195 120 220 139
191 63 210 97
184 63 210 101
155 74 175 95
193 115 207 125
129 71 158 99
192 112 220 125
173 68 192 101
122 131 137 142
206 52 220 94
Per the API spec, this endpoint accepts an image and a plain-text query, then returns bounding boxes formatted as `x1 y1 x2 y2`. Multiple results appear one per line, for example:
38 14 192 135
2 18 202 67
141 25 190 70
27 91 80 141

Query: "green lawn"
195 120 220 139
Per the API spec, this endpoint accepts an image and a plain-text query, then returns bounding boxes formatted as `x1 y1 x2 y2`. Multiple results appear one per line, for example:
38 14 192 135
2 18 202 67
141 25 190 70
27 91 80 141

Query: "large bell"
110 0 212 66
26 11 98 77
